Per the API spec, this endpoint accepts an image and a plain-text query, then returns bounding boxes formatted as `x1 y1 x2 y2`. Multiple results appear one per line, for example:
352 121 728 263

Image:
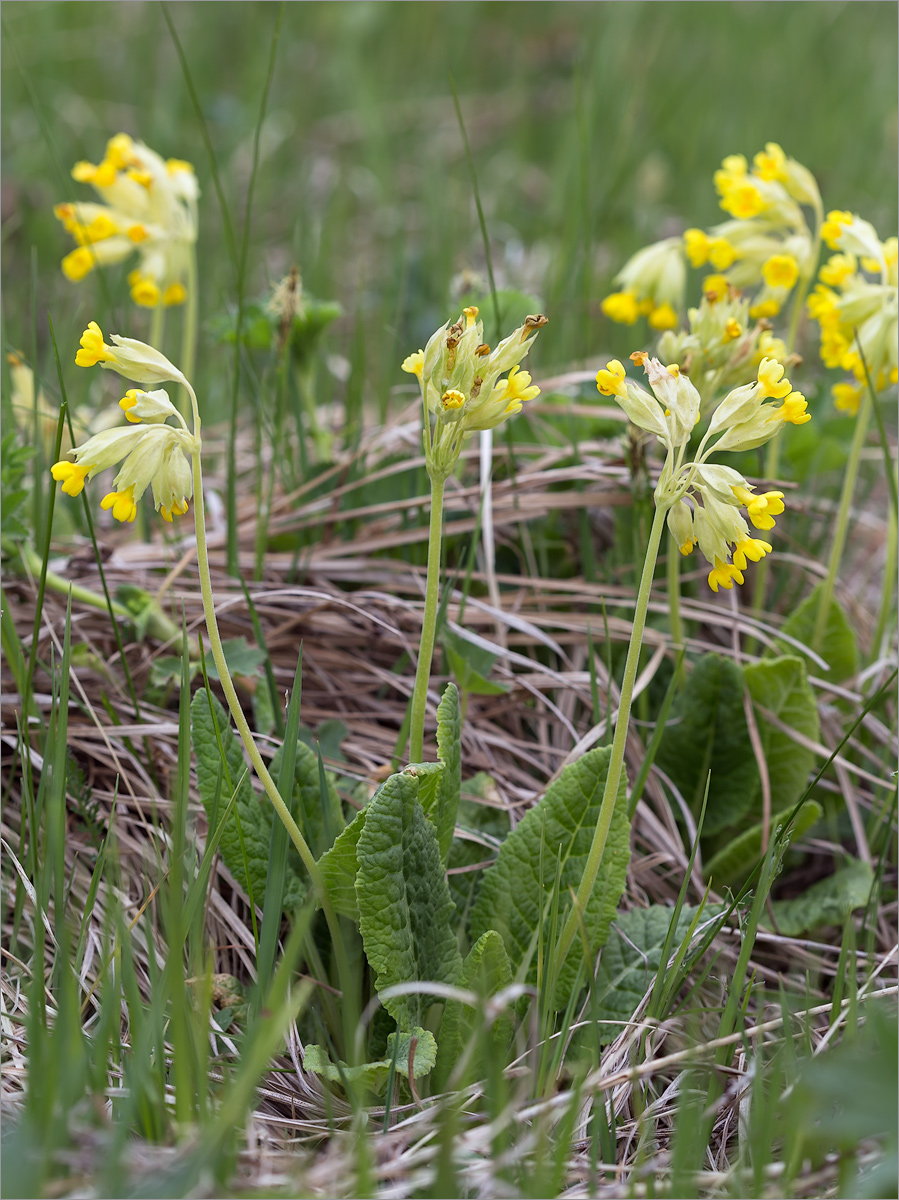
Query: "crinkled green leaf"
405 761 444 819
318 804 367 921
470 745 631 1008
303 1026 436 1094
435 682 462 861
356 772 463 1028
775 581 859 683
771 858 874 935
744 655 820 814
705 800 823 888
191 690 277 910
593 905 700 1044
434 930 513 1089
654 654 757 835
270 738 342 861
207 636 268 681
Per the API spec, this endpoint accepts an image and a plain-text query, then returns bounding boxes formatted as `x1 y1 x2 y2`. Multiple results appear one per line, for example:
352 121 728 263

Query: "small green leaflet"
303 1027 437 1094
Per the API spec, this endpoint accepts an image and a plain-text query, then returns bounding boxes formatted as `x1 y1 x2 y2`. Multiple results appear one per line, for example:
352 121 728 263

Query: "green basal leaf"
744 654 820 811
654 654 758 835
775 581 859 683
318 804 367 921
434 929 513 1089
435 682 462 861
442 628 510 697
470 745 630 1009
269 737 343 865
770 858 874 936
303 1026 436 1094
355 771 462 1028
705 800 823 888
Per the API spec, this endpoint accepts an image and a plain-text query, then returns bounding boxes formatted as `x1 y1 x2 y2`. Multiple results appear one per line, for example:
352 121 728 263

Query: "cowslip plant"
551 351 804 975
401 304 547 762
49 322 342 943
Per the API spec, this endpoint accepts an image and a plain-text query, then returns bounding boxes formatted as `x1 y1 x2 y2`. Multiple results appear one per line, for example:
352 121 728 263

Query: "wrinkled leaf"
470 745 630 1009
705 800 823 888
435 682 462 861
434 929 513 1089
775 581 858 683
744 655 820 814
304 1026 436 1094
356 772 462 1027
654 654 757 835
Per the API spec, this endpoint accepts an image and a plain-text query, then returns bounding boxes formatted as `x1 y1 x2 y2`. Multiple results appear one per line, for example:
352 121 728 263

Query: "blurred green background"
3 0 897 395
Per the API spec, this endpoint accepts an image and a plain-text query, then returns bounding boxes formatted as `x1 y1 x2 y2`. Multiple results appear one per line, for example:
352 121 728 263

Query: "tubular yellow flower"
753 142 788 182
821 210 853 250
762 254 800 290
708 558 744 592
732 486 785 530
601 291 640 325
496 365 540 414
702 274 730 303
61 247 96 282
595 359 628 398
401 350 425 378
756 357 792 400
731 537 772 570
441 389 466 409
832 382 863 415
50 461 94 497
708 237 738 270
162 283 186 306
749 298 781 319
721 181 767 220
75 321 114 367
649 302 678 331
819 253 857 287
131 276 161 307
683 228 710 268
100 488 138 524
724 318 743 341
769 391 810 425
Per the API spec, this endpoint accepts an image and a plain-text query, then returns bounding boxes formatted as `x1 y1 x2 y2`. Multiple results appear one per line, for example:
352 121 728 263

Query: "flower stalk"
408 471 446 764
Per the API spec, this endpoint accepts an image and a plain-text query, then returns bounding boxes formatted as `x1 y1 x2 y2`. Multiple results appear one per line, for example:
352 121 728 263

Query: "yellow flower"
749 299 780 320
819 253 857 287
595 359 628 398
160 498 190 523
769 391 810 425
401 350 425 378
753 142 788 182
50 460 94 497
708 558 744 592
733 485 785 530
724 318 743 342
648 302 677 331
601 291 640 325
683 228 710 268
131 276 161 307
762 254 799 290
497 365 540 414
61 247 97 282
756 357 792 400
100 488 138 524
441 389 466 410
731 537 772 570
702 274 729 303
832 382 862 415
821 210 853 250
721 182 766 220
755 330 787 365
163 283 187 306
708 237 738 270
75 321 115 368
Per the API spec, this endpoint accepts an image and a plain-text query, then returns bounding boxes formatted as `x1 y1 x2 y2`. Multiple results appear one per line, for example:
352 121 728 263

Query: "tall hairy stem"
408 472 446 763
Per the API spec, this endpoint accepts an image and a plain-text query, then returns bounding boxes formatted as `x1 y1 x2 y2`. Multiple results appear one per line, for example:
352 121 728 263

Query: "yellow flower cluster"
601 144 819 356
55 133 198 308
402 306 547 477
597 354 806 591
50 323 197 524
807 216 898 414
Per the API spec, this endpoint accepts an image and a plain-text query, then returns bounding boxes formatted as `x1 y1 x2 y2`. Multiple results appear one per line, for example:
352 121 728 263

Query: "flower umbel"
51 322 198 523
55 133 199 308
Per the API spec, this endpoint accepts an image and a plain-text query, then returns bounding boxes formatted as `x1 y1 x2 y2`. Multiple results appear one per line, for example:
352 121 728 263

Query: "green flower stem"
555 499 667 974
666 532 684 662
190 446 338 933
812 387 872 653
408 470 447 764
178 244 199 422
871 502 897 666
